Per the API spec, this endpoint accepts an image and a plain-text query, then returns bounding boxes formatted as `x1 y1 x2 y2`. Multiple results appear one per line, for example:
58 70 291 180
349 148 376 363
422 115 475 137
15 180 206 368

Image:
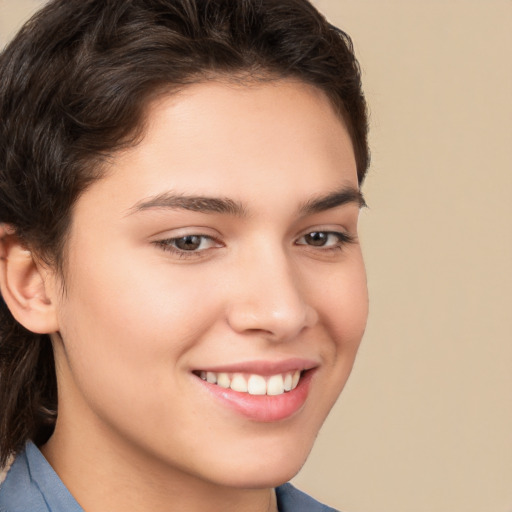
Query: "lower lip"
196 371 314 422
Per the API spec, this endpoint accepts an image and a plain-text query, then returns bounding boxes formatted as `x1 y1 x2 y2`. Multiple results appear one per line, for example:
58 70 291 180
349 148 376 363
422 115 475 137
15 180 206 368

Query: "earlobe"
0 224 59 334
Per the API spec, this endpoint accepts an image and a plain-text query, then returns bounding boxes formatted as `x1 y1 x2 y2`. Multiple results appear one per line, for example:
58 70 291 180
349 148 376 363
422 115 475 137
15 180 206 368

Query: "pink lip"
194 368 315 423
194 358 318 376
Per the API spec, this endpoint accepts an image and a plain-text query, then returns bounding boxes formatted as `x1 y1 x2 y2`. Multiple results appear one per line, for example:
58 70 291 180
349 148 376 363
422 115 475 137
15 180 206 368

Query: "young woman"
0 1 369 511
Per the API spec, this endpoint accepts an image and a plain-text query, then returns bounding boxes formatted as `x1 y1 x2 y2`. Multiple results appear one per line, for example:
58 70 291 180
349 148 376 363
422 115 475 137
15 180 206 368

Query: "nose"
225 247 318 342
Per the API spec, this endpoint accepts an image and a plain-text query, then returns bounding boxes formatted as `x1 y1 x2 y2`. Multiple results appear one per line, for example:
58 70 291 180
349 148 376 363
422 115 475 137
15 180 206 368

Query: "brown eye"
155 234 222 256
303 232 329 247
296 231 354 250
173 235 203 251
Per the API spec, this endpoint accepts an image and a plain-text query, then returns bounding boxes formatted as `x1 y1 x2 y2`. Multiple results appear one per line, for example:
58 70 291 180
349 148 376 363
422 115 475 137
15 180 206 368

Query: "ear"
0 224 59 334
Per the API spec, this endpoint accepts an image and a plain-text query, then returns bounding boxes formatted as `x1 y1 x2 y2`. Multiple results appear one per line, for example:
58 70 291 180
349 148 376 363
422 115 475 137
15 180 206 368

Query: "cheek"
316 256 369 352
53 262 231 458
63 246 215 339
55 252 222 405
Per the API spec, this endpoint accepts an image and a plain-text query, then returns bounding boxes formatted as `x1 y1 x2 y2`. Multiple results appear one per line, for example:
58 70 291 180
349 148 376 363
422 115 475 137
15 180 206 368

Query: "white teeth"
217 372 231 388
267 374 284 396
230 373 248 393
283 373 293 391
198 370 303 396
248 375 267 395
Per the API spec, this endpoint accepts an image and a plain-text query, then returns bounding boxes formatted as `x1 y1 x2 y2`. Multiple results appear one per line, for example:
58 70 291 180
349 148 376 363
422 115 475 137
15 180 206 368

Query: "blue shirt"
0 442 339 512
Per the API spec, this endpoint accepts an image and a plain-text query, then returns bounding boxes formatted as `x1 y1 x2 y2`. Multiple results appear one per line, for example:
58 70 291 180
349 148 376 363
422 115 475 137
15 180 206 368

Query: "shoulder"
276 483 341 512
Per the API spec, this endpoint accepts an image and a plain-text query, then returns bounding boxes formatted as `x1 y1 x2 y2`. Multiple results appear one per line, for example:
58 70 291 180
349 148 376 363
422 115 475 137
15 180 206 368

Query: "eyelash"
154 234 221 259
154 230 355 259
295 231 356 253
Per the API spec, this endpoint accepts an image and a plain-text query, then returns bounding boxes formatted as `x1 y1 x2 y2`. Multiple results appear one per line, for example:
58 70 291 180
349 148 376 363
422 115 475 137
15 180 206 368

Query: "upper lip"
193 358 319 376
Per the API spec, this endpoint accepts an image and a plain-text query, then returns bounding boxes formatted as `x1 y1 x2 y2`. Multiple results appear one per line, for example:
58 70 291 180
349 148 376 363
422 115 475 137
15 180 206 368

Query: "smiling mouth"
193 370 303 396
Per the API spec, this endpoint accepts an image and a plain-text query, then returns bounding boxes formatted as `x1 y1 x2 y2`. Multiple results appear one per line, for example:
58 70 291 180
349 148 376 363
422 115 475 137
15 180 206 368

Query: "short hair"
0 0 369 466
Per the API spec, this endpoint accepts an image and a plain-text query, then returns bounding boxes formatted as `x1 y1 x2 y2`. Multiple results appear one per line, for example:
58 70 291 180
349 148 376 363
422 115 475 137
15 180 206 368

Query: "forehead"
73 80 358 223
122 80 354 181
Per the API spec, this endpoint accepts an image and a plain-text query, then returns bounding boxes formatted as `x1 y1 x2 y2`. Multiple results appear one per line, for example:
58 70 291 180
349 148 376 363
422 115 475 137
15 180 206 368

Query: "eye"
155 234 221 256
296 231 354 249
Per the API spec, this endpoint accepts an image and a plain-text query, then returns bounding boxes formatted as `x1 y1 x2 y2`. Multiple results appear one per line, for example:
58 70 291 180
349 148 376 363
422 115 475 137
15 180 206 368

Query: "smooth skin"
0 80 368 512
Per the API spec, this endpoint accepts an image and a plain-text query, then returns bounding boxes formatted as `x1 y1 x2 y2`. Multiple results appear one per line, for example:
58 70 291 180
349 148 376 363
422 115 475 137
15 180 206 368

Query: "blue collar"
0 441 82 512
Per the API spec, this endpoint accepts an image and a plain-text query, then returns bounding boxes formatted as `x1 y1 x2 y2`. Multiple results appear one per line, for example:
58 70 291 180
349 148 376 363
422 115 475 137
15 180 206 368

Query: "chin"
205 436 314 490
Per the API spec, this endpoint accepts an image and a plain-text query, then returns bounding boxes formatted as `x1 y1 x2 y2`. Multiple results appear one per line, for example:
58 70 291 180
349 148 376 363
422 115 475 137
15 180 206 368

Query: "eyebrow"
298 186 367 215
128 193 247 217
127 186 365 217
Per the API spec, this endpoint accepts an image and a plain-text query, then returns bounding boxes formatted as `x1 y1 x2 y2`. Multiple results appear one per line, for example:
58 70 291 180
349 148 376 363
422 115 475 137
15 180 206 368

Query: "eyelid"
148 224 221 240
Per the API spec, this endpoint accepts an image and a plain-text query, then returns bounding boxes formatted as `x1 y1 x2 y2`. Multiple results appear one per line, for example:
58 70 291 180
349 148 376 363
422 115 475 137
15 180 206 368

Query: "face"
48 80 368 489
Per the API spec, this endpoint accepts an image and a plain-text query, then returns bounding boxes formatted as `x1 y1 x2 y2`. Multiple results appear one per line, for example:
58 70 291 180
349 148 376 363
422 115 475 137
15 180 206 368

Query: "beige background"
1 1 511 511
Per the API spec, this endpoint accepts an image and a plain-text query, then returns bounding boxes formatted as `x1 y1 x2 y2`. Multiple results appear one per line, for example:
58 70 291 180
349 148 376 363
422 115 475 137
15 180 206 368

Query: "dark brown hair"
0 0 369 466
